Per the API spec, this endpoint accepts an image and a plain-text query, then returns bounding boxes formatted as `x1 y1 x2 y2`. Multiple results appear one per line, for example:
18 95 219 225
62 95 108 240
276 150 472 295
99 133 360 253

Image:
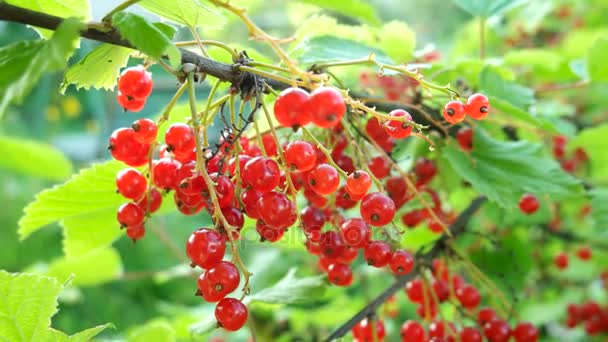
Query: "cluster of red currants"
551 135 588 173
443 94 491 124
553 245 593 270
565 300 608 336
359 72 420 102
116 66 153 112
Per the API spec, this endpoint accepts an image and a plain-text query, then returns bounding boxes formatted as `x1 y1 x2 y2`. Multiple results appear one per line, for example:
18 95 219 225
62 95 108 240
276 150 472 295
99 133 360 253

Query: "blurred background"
1 0 607 340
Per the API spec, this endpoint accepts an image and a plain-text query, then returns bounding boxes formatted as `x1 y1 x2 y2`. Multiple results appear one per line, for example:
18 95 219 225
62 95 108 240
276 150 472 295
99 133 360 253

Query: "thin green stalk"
158 82 188 125
201 80 224 146
102 0 142 22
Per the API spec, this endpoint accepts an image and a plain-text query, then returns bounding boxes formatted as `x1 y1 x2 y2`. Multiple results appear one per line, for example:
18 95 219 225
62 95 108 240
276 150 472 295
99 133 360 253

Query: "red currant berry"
456 126 473 151
384 109 413 138
346 170 372 196
108 128 150 166
117 92 146 112
309 86 346 128
285 140 316 171
401 320 425 342
456 284 481 309
337 245 358 264
335 187 359 209
152 158 181 190
165 123 196 156
352 318 385 341
256 191 296 230
513 322 538 342
301 206 326 233
117 202 145 227
363 241 392 267
466 93 490 120
414 158 437 186
368 156 391 179
428 321 446 339
198 261 240 302
340 218 370 248
327 263 353 286
460 327 483 342
477 307 498 326
401 209 425 227
186 228 226 269
136 188 162 213
218 206 245 239
242 156 281 193
405 279 425 303
273 87 311 128
205 173 235 209
303 188 328 208
126 224 145 241
256 220 285 242
116 168 147 200
519 193 539 214
319 230 347 259
576 246 592 260
215 298 248 331
483 320 511 342
261 132 278 156
360 192 396 226
385 176 409 208
334 154 356 174
554 252 569 269
552 135 567 159
389 249 414 275
118 65 153 99
307 163 340 195
240 188 263 219
131 118 157 144
443 100 466 124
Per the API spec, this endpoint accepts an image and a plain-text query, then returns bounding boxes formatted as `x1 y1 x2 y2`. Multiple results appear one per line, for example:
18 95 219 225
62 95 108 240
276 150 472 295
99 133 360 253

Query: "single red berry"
117 92 146 112
483 320 511 342
108 127 150 166
402 209 425 227
384 109 413 138
368 156 391 179
405 279 424 303
460 327 483 342
261 132 278 156
126 224 145 241
165 123 196 156
336 187 359 209
334 154 356 174
456 284 481 309
443 100 466 124
309 86 346 128
360 192 396 226
552 135 567 159
273 87 311 128
303 188 328 208
205 173 235 209
218 206 245 239
554 252 569 269
131 118 157 144
363 241 392 267
136 188 162 213
152 158 181 190
428 321 446 339
116 168 147 200
432 280 450 302
389 249 414 275
319 230 347 259
477 307 498 326
186 228 226 269
327 263 353 286
519 193 540 214
352 318 386 341
466 93 490 120
414 158 437 186
242 156 281 193
513 322 538 342
576 246 592 261
117 202 145 227
255 220 285 242
301 206 326 233
257 191 296 230
215 298 248 331
118 65 153 99
340 218 371 248
240 188 263 219
456 126 473 151
285 140 317 171
198 261 240 302
346 170 372 196
400 320 425 342
337 245 358 264
307 163 340 195
416 302 438 320
385 176 409 208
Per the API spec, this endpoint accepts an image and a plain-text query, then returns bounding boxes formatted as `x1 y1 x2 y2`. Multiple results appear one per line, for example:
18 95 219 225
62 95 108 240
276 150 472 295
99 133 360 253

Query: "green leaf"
47 247 123 286
503 49 563 72
299 35 393 65
112 12 180 67
128 320 176 342
378 21 416 63
248 269 327 305
5 0 91 38
138 0 225 29
0 271 110 341
586 37 608 82
0 18 83 118
18 161 125 240
479 66 535 109
452 0 528 17
300 0 380 26
443 128 583 208
490 97 558 133
590 188 608 231
62 208 122 258
60 44 133 94
0 135 73 180
569 124 608 182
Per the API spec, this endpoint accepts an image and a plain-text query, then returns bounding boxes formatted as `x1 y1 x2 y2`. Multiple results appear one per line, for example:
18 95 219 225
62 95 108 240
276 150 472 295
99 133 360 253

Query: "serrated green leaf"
47 247 123 286
128 320 176 342
0 271 111 341
62 208 122 258
0 18 83 118
60 44 133 94
378 21 416 63
443 128 583 208
299 35 393 65
300 0 380 25
589 188 608 231
587 37 608 82
480 66 535 109
0 135 73 180
5 0 91 38
452 0 528 17
18 161 125 240
569 124 608 181
248 268 327 305
138 0 225 29
112 12 180 67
